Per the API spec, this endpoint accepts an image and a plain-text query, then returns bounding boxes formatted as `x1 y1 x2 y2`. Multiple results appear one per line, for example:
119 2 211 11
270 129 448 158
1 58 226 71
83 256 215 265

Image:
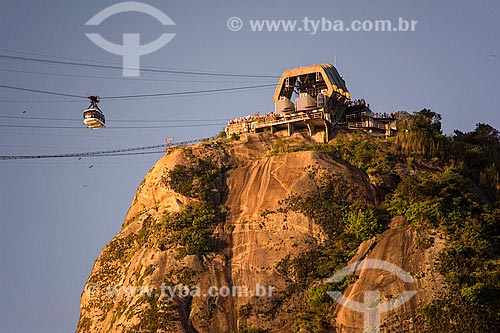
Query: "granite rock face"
76 133 444 333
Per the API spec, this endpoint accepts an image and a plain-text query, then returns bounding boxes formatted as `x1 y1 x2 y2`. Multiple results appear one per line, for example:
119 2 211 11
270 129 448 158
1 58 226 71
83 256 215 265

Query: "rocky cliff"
75 132 451 332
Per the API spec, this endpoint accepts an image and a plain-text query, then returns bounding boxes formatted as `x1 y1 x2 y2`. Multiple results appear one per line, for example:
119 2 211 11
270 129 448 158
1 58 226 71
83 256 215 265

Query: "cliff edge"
75 130 480 332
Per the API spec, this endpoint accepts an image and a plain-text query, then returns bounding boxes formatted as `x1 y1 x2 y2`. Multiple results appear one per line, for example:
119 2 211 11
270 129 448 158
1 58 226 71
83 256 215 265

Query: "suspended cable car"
83 96 105 129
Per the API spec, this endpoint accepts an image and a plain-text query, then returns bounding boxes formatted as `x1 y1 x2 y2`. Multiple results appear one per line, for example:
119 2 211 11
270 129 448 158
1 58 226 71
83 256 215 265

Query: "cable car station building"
225 64 397 141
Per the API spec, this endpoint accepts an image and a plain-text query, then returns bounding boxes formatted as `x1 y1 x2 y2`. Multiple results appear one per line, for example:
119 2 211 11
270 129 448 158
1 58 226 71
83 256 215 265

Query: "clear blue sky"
0 1 499 332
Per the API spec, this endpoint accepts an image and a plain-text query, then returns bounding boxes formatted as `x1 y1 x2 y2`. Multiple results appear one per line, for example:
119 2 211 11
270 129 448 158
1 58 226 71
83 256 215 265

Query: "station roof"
273 64 349 103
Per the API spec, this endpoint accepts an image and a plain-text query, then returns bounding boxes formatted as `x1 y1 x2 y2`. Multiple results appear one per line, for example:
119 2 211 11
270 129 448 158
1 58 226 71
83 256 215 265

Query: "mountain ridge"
76 112 500 332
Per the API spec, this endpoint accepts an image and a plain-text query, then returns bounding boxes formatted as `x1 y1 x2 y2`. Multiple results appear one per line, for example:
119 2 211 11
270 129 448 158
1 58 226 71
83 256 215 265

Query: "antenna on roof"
334 54 337 67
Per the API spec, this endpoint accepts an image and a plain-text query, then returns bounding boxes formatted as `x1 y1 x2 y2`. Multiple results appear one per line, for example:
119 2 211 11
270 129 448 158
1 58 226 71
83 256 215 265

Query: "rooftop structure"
225 64 397 141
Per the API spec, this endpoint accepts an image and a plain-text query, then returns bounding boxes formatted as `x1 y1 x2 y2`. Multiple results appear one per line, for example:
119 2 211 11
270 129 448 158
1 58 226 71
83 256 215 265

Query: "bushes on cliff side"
163 149 221 202
137 202 224 258
275 111 500 332
381 119 500 331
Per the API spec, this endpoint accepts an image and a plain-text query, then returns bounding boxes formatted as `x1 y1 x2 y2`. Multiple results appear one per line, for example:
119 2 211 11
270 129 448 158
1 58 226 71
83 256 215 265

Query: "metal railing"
348 121 386 130
225 110 326 135
253 110 325 127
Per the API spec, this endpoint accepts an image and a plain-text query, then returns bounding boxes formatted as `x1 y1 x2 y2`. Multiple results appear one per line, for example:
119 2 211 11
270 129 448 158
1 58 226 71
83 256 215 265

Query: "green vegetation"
162 148 221 202
270 110 500 331
148 149 228 257
383 167 500 329
273 172 382 331
135 200 225 258
344 202 384 241
269 138 302 155
450 123 500 198
224 223 235 233
85 110 500 331
384 113 500 331
394 109 445 159
163 203 220 256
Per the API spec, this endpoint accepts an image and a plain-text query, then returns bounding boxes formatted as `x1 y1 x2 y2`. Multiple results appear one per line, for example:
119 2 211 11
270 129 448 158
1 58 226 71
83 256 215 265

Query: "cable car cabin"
83 96 105 129
83 109 105 129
